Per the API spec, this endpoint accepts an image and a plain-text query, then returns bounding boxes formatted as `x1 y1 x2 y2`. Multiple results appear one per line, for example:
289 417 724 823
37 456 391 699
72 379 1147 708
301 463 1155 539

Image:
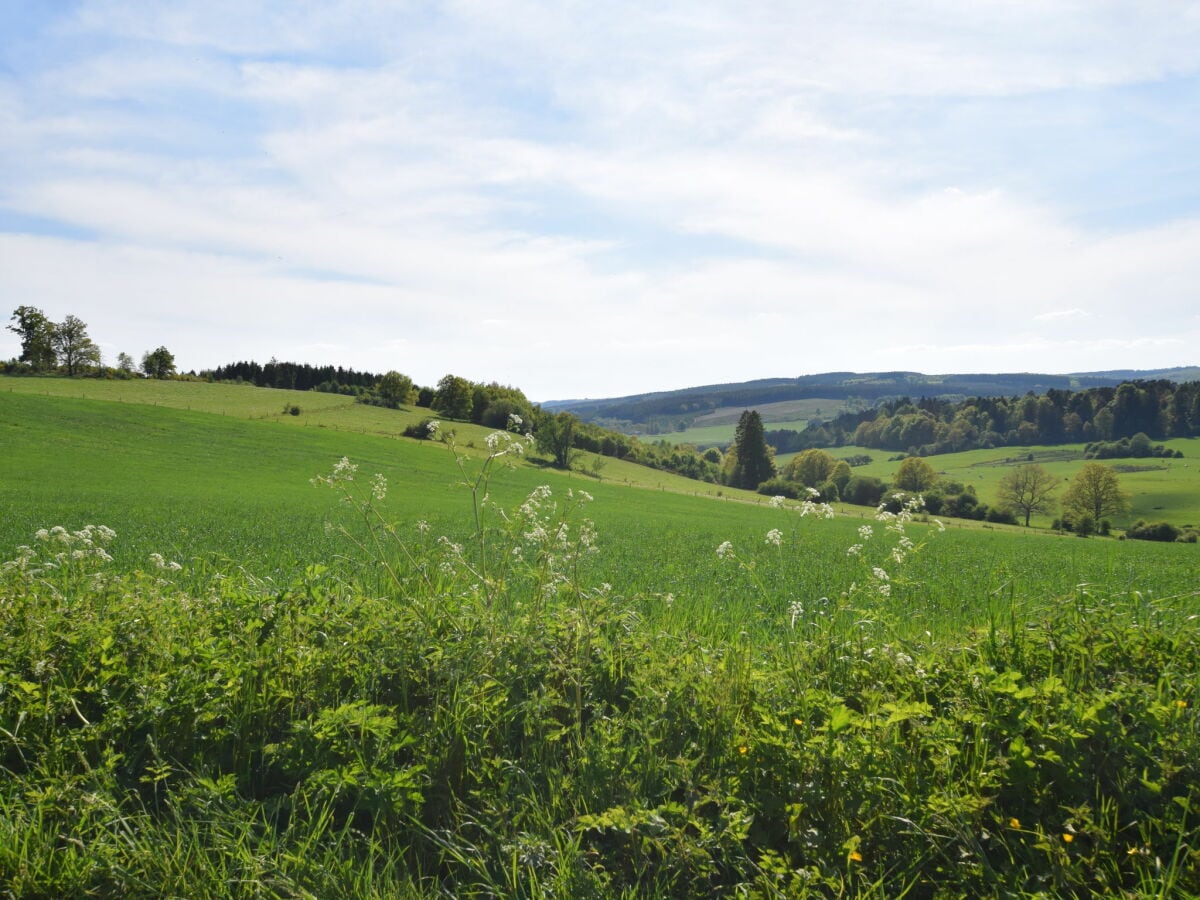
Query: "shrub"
985 506 1018 525
1126 520 1181 543
843 475 886 506
403 418 439 440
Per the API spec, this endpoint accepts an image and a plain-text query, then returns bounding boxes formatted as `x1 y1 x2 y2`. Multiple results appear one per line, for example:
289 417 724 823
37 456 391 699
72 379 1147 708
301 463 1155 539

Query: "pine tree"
729 410 774 490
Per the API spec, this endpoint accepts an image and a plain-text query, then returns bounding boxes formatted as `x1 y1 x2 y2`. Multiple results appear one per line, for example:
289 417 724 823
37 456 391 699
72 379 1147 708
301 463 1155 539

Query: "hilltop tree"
52 314 101 375
1062 463 1130 524
7 306 58 370
997 463 1059 527
728 410 775 490
433 374 474 420
116 352 136 374
376 371 416 407
141 346 176 379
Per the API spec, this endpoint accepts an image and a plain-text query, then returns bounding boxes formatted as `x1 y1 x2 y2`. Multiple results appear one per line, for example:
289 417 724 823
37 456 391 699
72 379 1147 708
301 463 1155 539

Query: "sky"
2 2 1199 401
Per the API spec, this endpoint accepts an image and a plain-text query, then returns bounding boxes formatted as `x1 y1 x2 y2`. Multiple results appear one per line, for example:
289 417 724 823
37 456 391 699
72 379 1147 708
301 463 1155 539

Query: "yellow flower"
1008 818 1020 829
1062 833 1074 843
738 745 749 755
1177 700 1188 709
849 850 863 862
794 718 803 726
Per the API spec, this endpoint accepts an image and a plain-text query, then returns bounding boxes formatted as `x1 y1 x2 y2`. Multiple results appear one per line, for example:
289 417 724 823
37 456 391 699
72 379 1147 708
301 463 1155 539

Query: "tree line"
765 380 1200 457
5 307 176 379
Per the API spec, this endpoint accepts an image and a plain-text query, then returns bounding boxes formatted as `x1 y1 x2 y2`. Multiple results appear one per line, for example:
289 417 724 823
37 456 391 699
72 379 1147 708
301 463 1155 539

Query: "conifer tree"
729 410 774 490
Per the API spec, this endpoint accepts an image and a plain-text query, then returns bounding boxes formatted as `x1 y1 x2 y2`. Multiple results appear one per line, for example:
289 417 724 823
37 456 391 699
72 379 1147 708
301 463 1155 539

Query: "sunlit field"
2 383 1198 896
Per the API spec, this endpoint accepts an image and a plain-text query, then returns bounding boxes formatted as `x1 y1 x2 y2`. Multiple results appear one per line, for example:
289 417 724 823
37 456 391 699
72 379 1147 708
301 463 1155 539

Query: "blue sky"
2 1 1199 400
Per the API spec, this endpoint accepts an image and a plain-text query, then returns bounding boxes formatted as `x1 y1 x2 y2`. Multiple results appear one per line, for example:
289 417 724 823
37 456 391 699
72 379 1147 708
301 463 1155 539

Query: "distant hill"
544 368 1200 435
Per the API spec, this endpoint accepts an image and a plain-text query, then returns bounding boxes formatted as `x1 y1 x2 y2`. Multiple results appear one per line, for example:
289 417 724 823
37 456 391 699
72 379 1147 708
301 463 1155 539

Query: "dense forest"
767 380 1200 457
199 360 382 394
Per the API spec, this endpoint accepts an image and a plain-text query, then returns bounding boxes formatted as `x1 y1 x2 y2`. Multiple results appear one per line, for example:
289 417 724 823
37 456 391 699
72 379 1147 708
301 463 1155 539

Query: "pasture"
824 443 1200 528
1 381 1198 896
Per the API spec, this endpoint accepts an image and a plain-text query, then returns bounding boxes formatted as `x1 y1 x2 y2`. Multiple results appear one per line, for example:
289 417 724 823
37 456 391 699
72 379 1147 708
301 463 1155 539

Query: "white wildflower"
769 495 786 509
858 525 874 541
872 566 889 582
426 420 441 436
846 544 863 557
716 540 734 559
765 528 783 547
370 473 388 501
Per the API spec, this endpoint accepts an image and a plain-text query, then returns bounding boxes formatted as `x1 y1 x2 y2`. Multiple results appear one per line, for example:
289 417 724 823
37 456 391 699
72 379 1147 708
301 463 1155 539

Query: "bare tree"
997 464 1058 527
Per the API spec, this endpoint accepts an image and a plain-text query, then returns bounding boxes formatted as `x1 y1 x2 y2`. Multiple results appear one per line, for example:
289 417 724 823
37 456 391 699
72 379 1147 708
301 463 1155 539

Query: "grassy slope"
2 384 1196 639
4 381 1200 896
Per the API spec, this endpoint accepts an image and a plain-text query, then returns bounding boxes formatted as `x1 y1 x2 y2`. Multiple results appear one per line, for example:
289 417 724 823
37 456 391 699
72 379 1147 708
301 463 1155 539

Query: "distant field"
645 397 861 445
805 442 1200 528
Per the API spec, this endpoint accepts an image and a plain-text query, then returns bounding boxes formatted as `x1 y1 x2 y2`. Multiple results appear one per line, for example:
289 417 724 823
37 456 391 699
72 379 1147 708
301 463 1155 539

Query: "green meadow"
2 379 1198 897
816 443 1200 529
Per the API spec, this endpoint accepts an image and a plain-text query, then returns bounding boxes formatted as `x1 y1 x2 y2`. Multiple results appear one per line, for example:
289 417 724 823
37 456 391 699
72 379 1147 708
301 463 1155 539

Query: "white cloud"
2 2 1198 398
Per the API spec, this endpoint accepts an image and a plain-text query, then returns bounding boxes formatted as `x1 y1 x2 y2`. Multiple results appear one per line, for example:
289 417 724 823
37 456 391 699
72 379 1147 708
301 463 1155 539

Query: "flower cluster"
3 524 116 580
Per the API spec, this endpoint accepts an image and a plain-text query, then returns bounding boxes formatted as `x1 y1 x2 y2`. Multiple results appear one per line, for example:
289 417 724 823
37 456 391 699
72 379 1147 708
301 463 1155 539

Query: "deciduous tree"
376 371 415 407
893 456 938 492
782 448 837 488
7 306 57 370
433 374 474 420
535 411 579 469
997 463 1058 527
52 314 101 375
1062 463 1129 524
141 346 176 379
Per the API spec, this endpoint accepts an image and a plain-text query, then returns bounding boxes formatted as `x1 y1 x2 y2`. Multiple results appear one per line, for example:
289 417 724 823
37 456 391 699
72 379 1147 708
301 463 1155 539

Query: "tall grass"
2 426 1198 896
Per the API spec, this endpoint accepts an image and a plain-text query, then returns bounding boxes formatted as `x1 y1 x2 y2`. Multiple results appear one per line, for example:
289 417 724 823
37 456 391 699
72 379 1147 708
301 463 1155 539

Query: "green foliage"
6 305 58 370
51 314 102 375
2 457 1198 897
1125 520 1182 543
1063 463 1131 524
374 370 416 407
141 345 177 379
432 373 474 420
781 448 838 487
1086 433 1181 460
728 410 775 490
893 455 938 492
535 410 579 469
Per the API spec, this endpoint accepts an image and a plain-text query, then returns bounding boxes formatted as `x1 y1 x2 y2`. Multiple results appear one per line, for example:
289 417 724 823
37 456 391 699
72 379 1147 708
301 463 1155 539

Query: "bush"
756 478 805 500
985 506 1018 525
843 475 886 506
1125 520 1181 542
403 419 439 440
1075 513 1096 537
